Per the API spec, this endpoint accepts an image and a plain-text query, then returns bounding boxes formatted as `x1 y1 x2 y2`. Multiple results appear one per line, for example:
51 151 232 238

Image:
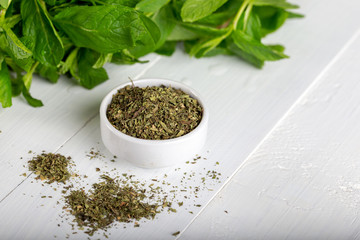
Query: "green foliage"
0 0 12 9
136 0 170 13
0 59 12 107
76 48 109 89
21 0 64 66
181 0 229 22
0 0 301 107
231 30 288 61
53 5 159 54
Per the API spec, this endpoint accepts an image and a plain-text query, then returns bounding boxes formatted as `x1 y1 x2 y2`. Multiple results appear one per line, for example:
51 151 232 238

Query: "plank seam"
0 175 32 203
176 28 360 239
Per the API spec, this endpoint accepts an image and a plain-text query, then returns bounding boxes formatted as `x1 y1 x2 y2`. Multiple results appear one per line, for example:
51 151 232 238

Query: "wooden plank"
0 114 226 239
0 55 161 201
1 0 360 239
140 0 360 184
179 30 360 240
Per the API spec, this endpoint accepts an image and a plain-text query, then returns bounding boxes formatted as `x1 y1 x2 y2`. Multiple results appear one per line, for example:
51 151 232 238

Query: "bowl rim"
100 78 208 146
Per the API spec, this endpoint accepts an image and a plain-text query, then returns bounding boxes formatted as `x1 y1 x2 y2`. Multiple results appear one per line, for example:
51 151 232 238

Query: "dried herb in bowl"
106 85 203 140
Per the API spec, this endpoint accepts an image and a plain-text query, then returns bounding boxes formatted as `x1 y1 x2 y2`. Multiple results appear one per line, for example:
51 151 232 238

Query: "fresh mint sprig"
0 0 302 108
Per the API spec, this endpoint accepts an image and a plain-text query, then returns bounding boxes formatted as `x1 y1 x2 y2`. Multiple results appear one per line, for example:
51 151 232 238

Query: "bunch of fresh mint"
0 0 301 108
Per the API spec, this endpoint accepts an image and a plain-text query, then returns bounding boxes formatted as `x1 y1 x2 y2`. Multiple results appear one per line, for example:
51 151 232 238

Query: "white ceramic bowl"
99 78 208 168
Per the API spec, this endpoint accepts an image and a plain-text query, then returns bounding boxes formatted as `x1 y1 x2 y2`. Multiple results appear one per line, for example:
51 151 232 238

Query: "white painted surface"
0 55 161 200
180 30 360 240
1 0 360 239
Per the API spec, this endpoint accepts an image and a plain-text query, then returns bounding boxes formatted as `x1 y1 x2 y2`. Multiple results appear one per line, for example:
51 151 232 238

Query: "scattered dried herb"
106 85 203 140
28 153 71 184
64 175 160 236
24 148 222 237
86 147 105 160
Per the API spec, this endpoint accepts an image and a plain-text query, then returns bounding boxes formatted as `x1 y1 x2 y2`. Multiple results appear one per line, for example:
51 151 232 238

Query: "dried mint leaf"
106 85 203 140
65 175 159 236
28 153 71 184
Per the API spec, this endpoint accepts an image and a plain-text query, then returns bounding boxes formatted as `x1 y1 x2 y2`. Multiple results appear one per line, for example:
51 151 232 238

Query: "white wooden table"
1 0 360 239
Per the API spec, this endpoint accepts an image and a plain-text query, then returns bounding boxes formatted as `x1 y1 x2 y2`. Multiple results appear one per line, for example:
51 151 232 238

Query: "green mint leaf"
167 23 200 41
43 0 56 5
180 22 229 37
155 41 176 56
21 0 64 66
36 63 59 83
230 44 264 68
54 5 160 54
0 31 34 72
181 0 228 22
77 48 109 89
197 1 241 26
203 47 232 57
254 6 289 36
152 5 176 49
287 11 304 18
267 44 285 53
102 0 141 7
0 54 4 69
3 14 21 29
0 0 12 9
185 40 231 57
92 53 113 69
21 82 43 107
0 59 12 108
197 11 234 26
128 13 161 58
11 81 22 97
11 55 34 72
202 41 232 57
60 36 74 53
238 11 262 41
23 62 39 90
111 49 148 65
252 0 299 9
231 30 288 62
189 32 228 58
1 25 32 59
136 0 169 13
3 58 26 96
59 47 79 75
9 69 23 97
44 0 68 6
226 38 263 68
